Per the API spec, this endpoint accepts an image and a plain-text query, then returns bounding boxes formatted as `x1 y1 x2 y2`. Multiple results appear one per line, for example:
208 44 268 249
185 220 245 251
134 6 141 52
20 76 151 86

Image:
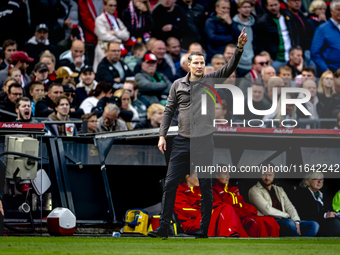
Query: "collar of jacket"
180 72 191 86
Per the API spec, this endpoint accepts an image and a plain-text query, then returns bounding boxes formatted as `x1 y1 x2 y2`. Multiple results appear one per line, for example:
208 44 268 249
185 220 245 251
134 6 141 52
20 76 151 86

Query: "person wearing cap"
0 51 34 89
55 66 79 86
35 83 63 117
59 40 90 74
63 84 84 119
95 42 133 91
75 65 98 106
24 24 59 74
135 53 172 105
33 62 49 84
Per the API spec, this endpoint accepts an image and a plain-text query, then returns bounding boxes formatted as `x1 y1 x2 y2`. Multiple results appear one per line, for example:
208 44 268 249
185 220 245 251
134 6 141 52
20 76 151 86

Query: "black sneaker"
195 230 208 239
148 225 168 238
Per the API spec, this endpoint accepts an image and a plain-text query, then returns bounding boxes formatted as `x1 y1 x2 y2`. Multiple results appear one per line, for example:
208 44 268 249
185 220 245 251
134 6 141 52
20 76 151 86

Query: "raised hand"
238 27 248 48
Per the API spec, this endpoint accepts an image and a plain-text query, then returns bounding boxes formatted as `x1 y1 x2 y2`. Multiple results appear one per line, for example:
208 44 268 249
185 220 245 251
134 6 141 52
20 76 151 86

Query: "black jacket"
0 95 17 122
95 58 133 87
297 100 325 119
326 92 340 118
121 7 154 43
134 119 153 130
35 95 55 117
257 10 299 61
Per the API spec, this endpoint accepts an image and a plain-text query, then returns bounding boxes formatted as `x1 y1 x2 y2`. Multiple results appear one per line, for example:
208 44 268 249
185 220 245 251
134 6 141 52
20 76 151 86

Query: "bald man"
134 40 175 81
59 40 90 73
296 80 325 121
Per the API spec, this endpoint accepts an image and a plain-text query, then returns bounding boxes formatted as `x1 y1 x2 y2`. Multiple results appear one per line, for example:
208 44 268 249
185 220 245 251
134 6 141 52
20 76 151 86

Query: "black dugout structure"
0 125 340 230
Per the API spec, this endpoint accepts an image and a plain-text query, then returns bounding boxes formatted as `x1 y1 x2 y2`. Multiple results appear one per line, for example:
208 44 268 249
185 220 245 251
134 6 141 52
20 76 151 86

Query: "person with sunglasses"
62 85 84 119
96 103 127 133
239 54 268 95
292 173 340 236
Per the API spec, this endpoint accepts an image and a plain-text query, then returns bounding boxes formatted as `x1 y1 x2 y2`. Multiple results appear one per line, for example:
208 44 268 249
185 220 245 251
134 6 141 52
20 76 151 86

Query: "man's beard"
260 179 273 187
19 111 31 121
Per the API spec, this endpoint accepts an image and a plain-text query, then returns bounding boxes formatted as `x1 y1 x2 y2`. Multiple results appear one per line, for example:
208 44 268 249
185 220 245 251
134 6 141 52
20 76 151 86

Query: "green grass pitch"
1 237 340 255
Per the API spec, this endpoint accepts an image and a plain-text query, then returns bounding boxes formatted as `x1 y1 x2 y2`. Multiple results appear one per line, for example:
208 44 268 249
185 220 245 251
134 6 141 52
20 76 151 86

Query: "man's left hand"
237 27 248 48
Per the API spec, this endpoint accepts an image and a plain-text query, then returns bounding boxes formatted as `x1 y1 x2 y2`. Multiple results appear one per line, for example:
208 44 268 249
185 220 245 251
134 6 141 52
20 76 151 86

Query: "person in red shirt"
213 171 280 237
174 173 248 237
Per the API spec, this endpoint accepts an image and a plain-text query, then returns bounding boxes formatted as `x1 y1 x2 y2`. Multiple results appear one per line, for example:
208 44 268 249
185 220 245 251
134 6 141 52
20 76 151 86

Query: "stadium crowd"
0 0 340 132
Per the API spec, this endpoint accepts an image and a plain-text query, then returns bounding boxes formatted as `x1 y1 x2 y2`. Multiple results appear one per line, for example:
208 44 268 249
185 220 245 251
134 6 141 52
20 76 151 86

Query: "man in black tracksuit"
148 28 248 239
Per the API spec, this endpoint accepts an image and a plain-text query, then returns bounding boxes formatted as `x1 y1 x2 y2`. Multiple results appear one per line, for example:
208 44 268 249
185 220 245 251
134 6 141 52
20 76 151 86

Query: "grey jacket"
159 48 243 138
96 116 128 133
135 70 172 105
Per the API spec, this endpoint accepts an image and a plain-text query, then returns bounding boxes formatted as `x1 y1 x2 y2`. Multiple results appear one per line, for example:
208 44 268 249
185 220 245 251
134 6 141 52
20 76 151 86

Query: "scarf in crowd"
128 0 145 29
104 11 120 30
249 69 258 82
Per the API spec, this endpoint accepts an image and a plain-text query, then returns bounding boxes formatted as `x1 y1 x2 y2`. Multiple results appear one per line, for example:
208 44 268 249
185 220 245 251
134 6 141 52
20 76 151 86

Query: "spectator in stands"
15 97 34 122
28 81 44 117
215 99 231 123
244 81 270 119
121 0 154 43
123 80 149 121
174 53 190 80
8 68 22 86
135 53 172 105
124 43 147 72
94 0 130 71
135 103 165 129
177 0 206 47
204 0 239 63
40 50 57 85
239 55 268 94
325 69 340 118
233 0 258 77
24 24 58 74
257 0 298 72
211 54 226 71
0 51 33 89
47 95 77 136
301 66 316 82
293 173 340 236
278 65 294 87
165 37 182 75
286 0 313 52
188 42 203 54
96 103 128 132
174 172 248 237
249 169 319 237
311 0 340 73
205 66 215 75
0 78 17 99
223 44 236 63
287 46 303 78
63 84 84 119
75 65 98 106
55 66 79 86
113 89 139 130
307 0 327 32
213 170 280 237
59 40 90 73
0 40 17 71
266 76 285 104
152 0 191 47
35 83 63 117
80 81 112 114
250 0 265 18
58 0 79 40
0 0 29 47
0 83 23 122
146 37 157 51
57 26 85 55
261 65 276 87
334 69 340 93
32 62 49 85
297 79 325 120
96 42 133 90
317 70 335 111
81 112 98 133
78 0 104 63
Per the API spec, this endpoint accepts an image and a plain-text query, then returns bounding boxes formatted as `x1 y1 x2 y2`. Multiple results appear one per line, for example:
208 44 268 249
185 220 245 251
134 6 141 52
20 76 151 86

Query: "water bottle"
112 232 121 238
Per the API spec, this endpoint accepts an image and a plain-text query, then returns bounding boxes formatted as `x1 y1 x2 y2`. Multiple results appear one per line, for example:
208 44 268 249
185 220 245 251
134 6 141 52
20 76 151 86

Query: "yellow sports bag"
122 209 149 235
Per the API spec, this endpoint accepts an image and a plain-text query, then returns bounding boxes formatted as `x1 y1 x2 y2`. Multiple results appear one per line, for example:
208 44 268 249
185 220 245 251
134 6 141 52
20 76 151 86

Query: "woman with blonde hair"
94 0 130 71
40 50 57 83
308 0 327 31
8 68 22 85
292 172 340 236
113 89 139 130
317 70 335 110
